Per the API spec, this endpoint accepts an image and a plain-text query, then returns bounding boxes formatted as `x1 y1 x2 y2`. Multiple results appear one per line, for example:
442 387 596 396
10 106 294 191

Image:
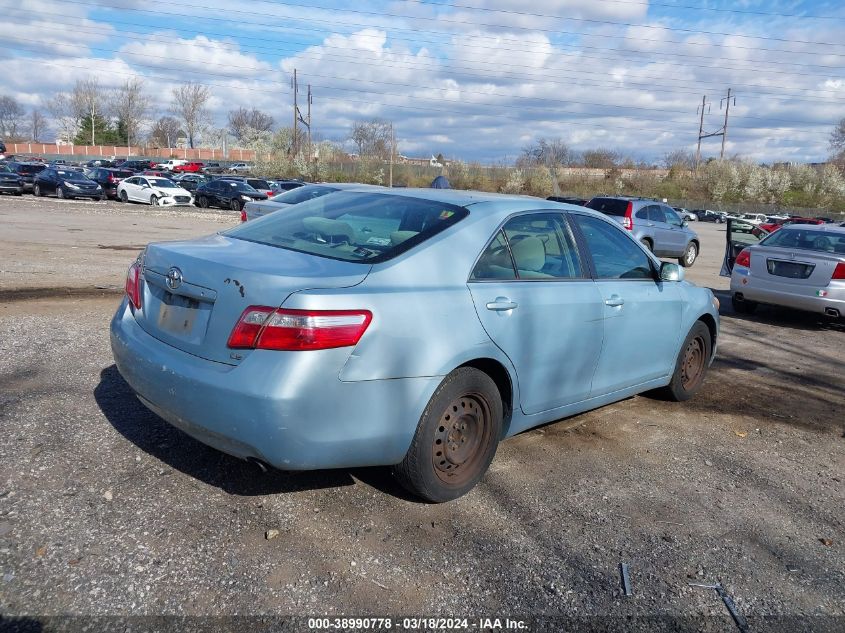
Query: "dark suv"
585 197 700 267
87 168 135 199
122 160 157 172
7 162 46 192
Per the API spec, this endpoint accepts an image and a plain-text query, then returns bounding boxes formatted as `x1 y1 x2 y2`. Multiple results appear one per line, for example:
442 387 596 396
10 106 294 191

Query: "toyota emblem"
166 267 183 290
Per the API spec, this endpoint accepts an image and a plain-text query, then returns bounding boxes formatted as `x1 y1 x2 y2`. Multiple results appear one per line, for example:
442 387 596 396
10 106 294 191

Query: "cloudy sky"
1 0 844 164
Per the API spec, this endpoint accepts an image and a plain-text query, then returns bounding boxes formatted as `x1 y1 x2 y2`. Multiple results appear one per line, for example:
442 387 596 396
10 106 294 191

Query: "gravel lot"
1 196 843 630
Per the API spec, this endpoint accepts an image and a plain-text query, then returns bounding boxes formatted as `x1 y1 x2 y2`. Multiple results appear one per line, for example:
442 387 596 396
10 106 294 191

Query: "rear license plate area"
767 259 814 279
157 292 201 336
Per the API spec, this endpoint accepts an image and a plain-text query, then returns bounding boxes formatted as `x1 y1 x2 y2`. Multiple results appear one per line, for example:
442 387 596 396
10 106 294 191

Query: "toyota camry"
111 189 720 502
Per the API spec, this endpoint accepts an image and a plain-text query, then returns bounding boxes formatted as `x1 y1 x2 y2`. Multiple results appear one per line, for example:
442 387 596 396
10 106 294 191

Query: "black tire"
149 194 159 206
56 187 65 199
679 242 698 268
662 321 711 402
197 195 209 208
717 217 725 224
393 367 503 502
34 184 43 197
230 198 242 212
731 294 758 315
119 190 128 203
640 238 653 252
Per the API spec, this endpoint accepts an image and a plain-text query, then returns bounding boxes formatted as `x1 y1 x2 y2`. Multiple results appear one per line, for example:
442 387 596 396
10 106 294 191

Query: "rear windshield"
14 164 46 174
112 170 133 178
585 198 630 216
271 184 337 204
247 179 270 189
225 191 468 263
761 228 845 254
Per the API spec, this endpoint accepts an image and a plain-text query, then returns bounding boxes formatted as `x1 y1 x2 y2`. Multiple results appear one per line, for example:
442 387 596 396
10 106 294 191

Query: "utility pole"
91 102 95 146
307 84 312 162
695 95 709 167
720 87 734 159
292 68 298 157
695 88 735 163
389 123 395 188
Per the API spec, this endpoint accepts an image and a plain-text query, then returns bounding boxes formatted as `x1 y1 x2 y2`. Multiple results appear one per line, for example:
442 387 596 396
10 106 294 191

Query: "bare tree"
170 82 211 148
349 119 392 159
228 107 274 143
517 137 571 169
664 148 696 170
581 148 620 169
148 116 183 148
830 118 845 158
70 78 106 145
29 109 48 142
0 95 24 140
271 126 307 156
46 93 78 143
111 78 151 151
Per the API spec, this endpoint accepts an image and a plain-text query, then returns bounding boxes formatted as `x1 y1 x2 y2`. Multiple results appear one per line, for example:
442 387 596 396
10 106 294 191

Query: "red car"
172 161 204 173
140 170 172 179
758 217 826 233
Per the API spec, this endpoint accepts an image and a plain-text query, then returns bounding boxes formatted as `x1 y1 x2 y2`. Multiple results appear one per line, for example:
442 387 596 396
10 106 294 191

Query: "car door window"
635 207 648 220
574 215 654 280
647 205 666 223
472 214 583 280
471 231 516 280
664 207 683 227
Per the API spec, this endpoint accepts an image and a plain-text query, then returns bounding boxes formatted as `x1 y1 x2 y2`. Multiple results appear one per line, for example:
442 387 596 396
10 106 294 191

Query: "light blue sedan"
110 189 720 502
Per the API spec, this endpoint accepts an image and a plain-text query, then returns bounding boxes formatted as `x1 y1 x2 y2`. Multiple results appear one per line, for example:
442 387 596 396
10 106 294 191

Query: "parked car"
140 170 172 179
117 175 193 206
87 168 135 199
172 173 211 193
673 207 697 222
694 210 726 223
172 161 204 173
110 189 719 502
203 162 225 174
84 159 112 169
268 179 306 195
6 162 46 192
242 183 383 221
227 162 252 173
157 159 188 172
741 213 768 225
217 176 275 197
123 160 157 172
194 179 267 211
33 167 102 199
585 196 700 267
0 164 24 195
721 219 845 319
547 196 588 206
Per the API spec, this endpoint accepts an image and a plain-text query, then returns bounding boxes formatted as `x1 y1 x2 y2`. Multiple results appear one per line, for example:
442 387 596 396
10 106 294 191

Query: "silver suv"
585 197 700 267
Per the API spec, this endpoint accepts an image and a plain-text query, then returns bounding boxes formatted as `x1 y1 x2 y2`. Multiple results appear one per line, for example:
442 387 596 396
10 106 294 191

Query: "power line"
5 37 836 128
7 9 845 106
64 0 845 49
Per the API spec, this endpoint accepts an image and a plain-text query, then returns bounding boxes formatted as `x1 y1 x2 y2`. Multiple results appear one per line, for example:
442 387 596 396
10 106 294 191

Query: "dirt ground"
0 196 843 631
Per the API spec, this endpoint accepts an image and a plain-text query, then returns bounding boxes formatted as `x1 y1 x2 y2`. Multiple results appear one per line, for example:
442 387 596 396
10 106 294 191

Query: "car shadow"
94 365 417 500
710 288 845 333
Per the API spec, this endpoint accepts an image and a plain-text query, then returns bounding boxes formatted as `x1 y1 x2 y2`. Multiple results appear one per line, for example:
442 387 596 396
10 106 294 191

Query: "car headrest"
510 236 545 272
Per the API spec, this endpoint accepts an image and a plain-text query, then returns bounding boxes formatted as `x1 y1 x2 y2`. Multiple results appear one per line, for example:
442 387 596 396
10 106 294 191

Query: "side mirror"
659 262 684 282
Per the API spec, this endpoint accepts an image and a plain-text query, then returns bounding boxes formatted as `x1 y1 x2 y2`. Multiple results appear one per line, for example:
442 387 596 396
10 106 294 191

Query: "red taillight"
228 307 372 351
832 262 845 280
735 248 751 268
240 210 247 222
125 261 142 309
622 201 633 230
108 174 116 183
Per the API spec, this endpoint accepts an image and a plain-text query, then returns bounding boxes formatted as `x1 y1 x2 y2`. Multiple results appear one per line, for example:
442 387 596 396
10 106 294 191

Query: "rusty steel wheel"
663 321 711 402
394 367 503 502
431 394 493 488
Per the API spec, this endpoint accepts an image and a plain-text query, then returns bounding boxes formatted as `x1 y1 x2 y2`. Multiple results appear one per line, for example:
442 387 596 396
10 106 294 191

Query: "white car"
117 176 194 207
741 213 768 225
157 159 188 171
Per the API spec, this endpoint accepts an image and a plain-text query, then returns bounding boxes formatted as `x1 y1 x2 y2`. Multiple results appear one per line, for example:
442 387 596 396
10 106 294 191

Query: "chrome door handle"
486 297 518 311
605 295 625 307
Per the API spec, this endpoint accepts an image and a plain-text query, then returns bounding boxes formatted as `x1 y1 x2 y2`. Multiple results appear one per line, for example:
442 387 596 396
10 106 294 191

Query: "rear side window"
647 205 666 223
586 198 629 216
574 215 654 280
226 191 468 263
472 214 584 280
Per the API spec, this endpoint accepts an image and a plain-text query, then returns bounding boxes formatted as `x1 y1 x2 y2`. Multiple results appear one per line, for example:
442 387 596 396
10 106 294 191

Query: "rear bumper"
731 268 845 315
109 299 438 470
0 183 23 194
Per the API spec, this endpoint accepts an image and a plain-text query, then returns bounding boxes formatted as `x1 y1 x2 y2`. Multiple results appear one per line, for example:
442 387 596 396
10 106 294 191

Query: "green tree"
74 113 121 145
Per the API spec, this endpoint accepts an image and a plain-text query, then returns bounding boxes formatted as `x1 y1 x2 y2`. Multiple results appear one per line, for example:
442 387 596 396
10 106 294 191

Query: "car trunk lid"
135 234 371 365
